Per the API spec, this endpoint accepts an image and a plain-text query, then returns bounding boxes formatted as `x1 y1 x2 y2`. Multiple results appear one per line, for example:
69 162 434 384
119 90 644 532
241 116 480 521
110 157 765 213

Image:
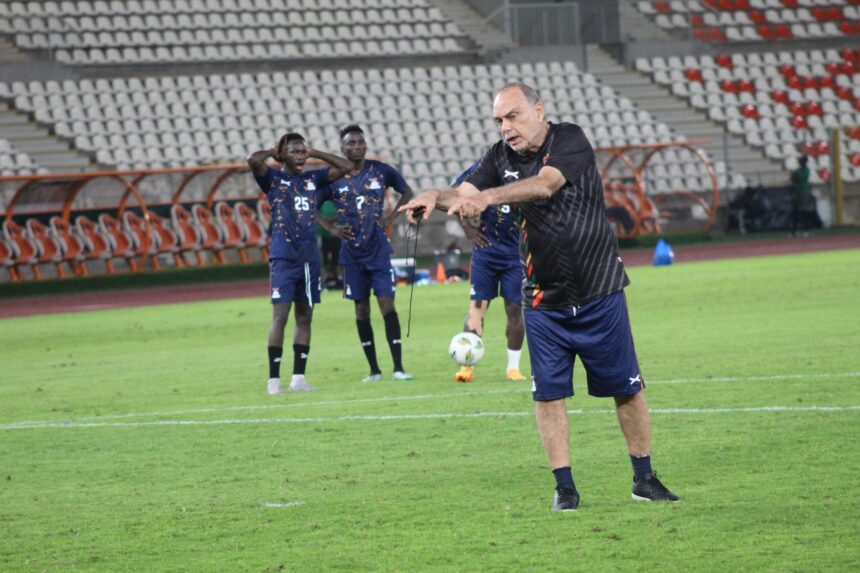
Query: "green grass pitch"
1 249 859 572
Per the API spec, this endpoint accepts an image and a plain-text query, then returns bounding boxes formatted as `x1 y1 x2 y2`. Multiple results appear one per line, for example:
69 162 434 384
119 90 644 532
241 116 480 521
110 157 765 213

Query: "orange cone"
436 262 447 283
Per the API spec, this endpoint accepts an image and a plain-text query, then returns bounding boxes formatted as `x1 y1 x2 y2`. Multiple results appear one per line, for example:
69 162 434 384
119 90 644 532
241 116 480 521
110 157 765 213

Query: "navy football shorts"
269 258 321 305
343 259 395 300
469 254 522 304
524 290 643 401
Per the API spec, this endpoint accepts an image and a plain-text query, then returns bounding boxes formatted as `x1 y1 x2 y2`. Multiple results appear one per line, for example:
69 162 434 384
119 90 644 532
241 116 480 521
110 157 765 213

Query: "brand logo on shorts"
272 288 281 299
503 170 520 180
469 286 476 296
345 284 352 296
629 373 641 385
531 377 536 392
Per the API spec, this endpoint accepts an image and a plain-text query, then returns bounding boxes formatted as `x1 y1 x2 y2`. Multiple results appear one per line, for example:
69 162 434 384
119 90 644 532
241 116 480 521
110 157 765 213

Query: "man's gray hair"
497 82 541 105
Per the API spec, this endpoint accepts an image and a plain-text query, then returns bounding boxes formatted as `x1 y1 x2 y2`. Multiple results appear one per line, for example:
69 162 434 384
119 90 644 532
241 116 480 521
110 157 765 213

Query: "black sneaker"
632 473 680 502
551 485 580 511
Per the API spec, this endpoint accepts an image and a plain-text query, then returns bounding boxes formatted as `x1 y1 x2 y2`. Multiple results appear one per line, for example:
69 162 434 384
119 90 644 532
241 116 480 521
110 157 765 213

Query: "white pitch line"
0 405 857 431
17 370 858 426
262 501 304 508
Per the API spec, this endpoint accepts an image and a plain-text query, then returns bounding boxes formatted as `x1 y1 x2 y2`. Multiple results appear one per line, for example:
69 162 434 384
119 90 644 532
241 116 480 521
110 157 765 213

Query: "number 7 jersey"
319 159 409 265
253 166 327 262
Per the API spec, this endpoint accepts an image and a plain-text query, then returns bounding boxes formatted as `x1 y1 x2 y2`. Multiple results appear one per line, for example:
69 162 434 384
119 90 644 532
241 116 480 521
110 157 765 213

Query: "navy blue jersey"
254 166 327 261
453 161 520 260
320 159 408 265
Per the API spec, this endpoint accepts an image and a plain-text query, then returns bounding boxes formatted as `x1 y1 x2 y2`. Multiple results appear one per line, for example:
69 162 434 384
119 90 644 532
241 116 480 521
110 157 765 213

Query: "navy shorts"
524 291 643 401
343 260 395 300
269 258 321 305
469 254 522 304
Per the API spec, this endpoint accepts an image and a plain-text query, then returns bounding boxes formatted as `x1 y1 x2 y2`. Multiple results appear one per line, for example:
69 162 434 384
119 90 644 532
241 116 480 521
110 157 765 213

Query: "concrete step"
28 151 91 167
11 138 72 153
0 124 50 137
0 111 32 126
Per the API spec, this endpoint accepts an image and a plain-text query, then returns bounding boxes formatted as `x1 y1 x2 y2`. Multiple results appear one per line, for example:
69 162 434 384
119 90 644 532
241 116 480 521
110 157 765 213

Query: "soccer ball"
448 332 485 366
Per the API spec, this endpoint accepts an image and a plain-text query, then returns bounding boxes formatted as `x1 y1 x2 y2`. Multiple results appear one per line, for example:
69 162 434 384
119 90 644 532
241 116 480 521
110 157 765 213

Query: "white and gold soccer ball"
448 332 485 366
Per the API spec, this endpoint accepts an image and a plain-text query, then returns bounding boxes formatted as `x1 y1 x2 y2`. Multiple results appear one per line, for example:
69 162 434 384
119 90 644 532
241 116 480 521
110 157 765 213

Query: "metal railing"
484 2 581 47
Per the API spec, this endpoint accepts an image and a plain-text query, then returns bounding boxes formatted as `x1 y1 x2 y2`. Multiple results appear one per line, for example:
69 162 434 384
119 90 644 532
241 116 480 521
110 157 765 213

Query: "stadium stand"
0 137 45 175
636 0 860 43
0 0 469 65
638 47 860 184
0 0 857 281
2 60 742 194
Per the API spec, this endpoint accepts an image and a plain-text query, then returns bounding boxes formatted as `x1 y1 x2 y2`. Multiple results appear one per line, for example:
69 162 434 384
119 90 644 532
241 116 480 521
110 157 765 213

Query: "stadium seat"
234 202 269 260
147 212 184 267
0 236 21 280
191 204 226 263
97 213 139 271
214 201 248 262
2 219 40 279
25 218 72 278
48 216 88 276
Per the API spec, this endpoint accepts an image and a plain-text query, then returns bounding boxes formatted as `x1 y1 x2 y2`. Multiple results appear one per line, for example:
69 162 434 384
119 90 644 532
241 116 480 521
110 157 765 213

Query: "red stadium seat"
234 202 269 261
741 104 760 119
74 215 117 274
2 219 40 279
749 10 767 25
684 68 704 82
191 204 225 263
25 218 72 278
170 204 207 266
98 213 139 271
654 2 671 15
715 54 733 69
121 211 155 268
148 212 184 267
0 237 21 281
49 216 87 276
770 90 790 104
775 24 792 39
214 201 248 263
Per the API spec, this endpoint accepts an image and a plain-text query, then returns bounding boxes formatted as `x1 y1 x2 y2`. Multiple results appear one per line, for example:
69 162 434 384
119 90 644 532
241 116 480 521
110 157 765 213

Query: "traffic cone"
436 262 447 283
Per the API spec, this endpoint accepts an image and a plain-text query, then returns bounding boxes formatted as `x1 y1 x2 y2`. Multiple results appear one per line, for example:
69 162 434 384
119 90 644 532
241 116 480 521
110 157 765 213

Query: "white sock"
507 349 521 371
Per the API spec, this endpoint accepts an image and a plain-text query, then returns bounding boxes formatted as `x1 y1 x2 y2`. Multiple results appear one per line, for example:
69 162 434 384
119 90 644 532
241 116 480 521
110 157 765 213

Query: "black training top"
466 122 629 309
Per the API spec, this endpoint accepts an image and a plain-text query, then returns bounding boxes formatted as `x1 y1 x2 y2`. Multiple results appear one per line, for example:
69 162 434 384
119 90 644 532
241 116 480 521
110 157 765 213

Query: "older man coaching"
400 83 679 511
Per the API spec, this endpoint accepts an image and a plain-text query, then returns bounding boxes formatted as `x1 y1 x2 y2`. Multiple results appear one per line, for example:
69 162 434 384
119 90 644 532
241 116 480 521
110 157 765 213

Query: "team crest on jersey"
367 178 382 190
272 288 281 299
503 170 520 180
305 179 316 191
